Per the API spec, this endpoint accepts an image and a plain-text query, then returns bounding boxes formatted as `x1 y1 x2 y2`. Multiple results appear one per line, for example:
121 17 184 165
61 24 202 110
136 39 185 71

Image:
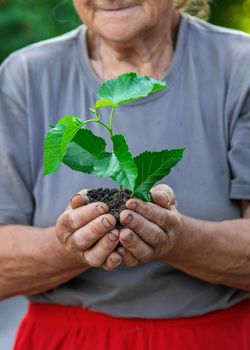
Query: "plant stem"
82 117 113 136
109 107 116 136
82 118 99 125
94 109 101 121
82 107 116 137
96 120 112 135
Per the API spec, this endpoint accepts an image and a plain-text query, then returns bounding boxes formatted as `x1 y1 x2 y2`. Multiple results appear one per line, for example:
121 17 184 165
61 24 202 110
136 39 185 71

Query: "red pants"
14 300 250 350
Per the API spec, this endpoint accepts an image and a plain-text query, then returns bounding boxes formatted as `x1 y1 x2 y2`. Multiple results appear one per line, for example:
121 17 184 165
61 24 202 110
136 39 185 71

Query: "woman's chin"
93 7 144 42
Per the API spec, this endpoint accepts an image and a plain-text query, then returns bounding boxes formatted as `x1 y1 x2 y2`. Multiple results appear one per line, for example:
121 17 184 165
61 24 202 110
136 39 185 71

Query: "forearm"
166 217 250 291
0 225 88 299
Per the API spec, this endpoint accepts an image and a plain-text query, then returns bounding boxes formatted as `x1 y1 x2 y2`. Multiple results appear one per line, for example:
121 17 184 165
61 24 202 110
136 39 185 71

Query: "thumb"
70 189 89 209
150 184 177 209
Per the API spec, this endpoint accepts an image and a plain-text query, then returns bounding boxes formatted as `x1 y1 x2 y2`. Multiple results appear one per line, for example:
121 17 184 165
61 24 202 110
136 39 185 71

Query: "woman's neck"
88 8 180 81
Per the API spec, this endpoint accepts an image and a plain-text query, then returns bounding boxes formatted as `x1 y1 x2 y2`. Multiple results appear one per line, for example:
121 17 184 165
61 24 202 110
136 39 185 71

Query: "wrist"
48 225 90 272
163 214 196 264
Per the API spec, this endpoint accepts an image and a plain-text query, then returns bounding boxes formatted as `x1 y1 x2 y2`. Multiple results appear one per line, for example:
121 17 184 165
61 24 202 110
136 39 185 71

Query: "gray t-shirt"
1 14 250 319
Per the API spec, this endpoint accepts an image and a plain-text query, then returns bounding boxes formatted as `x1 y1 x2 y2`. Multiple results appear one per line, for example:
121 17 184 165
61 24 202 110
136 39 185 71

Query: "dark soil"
87 188 131 224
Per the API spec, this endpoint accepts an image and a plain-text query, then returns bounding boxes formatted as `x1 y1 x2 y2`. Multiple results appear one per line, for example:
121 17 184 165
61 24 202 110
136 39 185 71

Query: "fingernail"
71 194 81 203
108 231 119 241
123 231 133 241
128 201 138 210
118 247 126 256
123 214 133 225
102 217 113 228
111 256 121 264
155 191 170 206
96 204 108 214
162 191 171 208
162 191 170 201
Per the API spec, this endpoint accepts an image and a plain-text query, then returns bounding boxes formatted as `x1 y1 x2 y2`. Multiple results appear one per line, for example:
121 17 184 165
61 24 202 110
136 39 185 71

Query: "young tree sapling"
44 73 185 221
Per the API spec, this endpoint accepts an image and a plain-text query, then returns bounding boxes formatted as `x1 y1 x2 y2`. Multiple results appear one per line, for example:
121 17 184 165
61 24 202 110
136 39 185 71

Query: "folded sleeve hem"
0 210 32 225
230 184 250 200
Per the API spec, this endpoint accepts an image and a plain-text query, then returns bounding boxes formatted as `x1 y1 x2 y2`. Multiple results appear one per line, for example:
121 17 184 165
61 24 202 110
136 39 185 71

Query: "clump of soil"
87 188 131 224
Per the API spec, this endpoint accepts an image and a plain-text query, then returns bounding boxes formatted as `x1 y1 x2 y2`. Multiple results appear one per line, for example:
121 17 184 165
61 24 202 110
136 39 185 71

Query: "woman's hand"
56 190 122 271
118 184 183 266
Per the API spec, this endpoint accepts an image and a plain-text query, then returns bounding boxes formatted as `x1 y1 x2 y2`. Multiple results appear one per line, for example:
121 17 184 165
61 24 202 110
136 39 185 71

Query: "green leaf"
44 116 83 175
94 152 120 178
112 134 138 190
94 134 138 191
97 72 167 107
133 149 185 201
95 99 118 109
63 129 106 173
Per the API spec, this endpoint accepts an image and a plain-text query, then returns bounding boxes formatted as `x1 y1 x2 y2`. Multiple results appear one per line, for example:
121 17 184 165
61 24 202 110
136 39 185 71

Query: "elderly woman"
0 0 250 349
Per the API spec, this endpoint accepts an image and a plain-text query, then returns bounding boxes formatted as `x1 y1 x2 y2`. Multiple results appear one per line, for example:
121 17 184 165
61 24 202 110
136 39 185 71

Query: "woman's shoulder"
186 14 250 60
0 26 85 77
0 26 85 99
184 14 250 85
187 14 250 41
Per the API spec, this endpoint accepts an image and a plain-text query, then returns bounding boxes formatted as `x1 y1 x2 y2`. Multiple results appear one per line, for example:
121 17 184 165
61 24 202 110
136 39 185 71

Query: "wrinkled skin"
56 185 181 270
56 189 123 271
73 0 175 42
118 184 182 266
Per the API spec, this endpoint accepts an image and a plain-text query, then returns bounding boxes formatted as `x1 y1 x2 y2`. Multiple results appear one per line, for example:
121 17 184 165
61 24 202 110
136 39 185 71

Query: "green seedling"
44 72 185 201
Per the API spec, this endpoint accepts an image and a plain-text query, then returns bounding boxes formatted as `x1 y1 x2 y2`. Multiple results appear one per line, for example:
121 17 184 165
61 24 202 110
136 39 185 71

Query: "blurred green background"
0 0 250 63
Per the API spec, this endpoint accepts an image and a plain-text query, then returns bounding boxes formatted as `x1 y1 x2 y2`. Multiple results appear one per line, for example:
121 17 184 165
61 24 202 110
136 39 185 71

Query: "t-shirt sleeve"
228 92 250 200
0 57 34 225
